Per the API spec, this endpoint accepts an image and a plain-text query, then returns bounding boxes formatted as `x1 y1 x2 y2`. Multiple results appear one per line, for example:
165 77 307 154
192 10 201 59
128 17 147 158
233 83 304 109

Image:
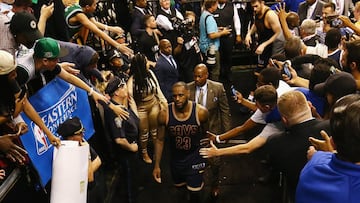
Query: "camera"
206 44 216 65
326 15 343 28
172 17 193 32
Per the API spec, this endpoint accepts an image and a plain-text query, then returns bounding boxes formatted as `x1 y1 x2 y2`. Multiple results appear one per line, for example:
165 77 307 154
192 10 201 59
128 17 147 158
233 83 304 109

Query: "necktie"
169 56 176 69
144 8 151 15
198 88 204 105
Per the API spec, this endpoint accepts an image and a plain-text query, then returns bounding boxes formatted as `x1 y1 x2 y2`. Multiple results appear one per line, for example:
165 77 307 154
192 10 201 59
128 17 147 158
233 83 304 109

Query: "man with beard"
341 40 360 90
244 0 281 72
153 82 209 203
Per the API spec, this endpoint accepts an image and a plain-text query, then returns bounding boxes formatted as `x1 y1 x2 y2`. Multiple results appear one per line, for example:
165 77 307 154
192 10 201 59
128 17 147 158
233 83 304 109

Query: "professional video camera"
171 17 194 32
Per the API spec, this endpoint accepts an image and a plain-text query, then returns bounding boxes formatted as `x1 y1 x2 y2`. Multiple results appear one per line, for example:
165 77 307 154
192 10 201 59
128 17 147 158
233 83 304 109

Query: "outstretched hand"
309 130 335 152
199 140 218 158
207 131 217 142
0 134 28 165
275 2 288 21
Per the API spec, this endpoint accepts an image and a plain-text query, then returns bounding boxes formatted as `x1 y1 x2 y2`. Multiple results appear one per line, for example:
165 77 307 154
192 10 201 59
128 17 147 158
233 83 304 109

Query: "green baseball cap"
34 37 68 59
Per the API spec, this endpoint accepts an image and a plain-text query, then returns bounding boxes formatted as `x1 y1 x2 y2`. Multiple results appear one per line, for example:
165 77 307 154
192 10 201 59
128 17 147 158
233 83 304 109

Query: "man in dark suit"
154 39 179 102
298 0 325 23
187 63 231 197
264 90 330 202
130 0 153 51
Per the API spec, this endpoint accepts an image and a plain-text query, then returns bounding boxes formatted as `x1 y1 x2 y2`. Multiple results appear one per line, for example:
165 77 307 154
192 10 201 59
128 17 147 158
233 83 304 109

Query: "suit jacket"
188 80 231 134
153 54 179 101
265 119 330 201
298 0 325 23
130 8 147 40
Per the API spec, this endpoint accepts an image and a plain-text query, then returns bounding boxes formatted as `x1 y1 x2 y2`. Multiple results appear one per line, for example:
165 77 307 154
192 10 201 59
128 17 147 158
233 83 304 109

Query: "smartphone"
230 85 237 96
282 62 292 79
18 89 26 100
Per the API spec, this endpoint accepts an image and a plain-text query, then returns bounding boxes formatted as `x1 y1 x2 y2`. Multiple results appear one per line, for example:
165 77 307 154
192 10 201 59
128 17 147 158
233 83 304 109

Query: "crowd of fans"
0 0 360 202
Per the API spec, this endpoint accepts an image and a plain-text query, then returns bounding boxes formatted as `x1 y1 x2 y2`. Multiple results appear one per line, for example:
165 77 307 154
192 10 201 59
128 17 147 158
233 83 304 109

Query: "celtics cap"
9 11 42 42
34 37 68 59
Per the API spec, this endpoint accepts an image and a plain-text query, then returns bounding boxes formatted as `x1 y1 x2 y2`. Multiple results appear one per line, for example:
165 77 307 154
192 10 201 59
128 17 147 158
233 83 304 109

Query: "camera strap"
204 14 211 36
204 14 213 53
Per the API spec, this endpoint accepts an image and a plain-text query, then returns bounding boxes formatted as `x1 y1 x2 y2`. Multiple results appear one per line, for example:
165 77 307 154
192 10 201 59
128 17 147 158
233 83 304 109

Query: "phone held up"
282 61 292 80
230 85 237 97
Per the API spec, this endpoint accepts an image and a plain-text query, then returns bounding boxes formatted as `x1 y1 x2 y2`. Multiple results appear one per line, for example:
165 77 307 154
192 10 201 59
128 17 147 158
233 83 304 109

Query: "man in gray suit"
187 63 231 197
298 0 325 23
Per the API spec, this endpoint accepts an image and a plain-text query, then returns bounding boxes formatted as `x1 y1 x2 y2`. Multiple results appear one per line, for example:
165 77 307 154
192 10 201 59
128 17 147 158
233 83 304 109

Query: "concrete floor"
1 67 283 203
103 68 283 203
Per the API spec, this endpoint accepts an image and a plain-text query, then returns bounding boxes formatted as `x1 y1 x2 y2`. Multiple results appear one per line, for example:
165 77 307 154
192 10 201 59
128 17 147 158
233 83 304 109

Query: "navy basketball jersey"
166 102 203 159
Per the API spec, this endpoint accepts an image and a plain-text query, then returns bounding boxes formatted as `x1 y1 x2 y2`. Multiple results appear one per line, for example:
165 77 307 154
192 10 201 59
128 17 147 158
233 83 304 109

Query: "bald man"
264 90 330 201
154 39 179 101
187 63 231 197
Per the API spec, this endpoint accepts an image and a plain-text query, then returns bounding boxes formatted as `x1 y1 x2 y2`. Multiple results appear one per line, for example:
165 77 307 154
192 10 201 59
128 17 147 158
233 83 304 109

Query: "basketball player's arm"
153 109 167 183
258 10 281 50
245 24 257 47
198 105 209 133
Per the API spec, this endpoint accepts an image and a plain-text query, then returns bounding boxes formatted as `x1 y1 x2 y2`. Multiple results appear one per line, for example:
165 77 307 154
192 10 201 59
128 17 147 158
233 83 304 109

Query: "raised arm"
276 3 293 40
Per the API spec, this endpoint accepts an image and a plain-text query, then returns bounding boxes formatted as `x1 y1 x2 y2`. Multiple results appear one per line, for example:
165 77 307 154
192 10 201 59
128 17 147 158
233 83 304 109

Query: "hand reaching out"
0 134 28 165
207 131 217 142
309 130 335 152
199 140 218 158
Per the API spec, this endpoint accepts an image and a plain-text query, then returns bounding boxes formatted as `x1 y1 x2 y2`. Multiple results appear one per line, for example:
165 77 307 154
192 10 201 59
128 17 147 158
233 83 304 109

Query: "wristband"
215 135 221 143
88 88 94 96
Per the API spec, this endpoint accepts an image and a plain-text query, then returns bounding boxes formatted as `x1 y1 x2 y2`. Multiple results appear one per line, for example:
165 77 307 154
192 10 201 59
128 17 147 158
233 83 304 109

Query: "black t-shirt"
139 31 159 62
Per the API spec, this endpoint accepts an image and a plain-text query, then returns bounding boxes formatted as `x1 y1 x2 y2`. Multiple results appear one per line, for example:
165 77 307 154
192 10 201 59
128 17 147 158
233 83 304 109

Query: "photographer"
318 2 355 43
213 0 242 82
156 0 184 47
200 0 232 81
173 11 203 83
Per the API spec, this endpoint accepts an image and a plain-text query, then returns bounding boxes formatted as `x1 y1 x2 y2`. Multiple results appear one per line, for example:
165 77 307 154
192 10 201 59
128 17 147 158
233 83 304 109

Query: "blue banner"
20 78 94 187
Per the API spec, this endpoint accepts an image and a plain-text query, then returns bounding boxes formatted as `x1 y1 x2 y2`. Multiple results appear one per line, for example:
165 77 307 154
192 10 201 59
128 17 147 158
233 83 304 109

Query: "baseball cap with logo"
0 50 16 75
9 11 42 43
34 37 68 59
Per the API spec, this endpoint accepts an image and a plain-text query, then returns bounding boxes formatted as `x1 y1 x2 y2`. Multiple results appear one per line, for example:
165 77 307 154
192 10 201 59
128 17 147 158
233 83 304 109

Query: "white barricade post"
50 140 89 203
